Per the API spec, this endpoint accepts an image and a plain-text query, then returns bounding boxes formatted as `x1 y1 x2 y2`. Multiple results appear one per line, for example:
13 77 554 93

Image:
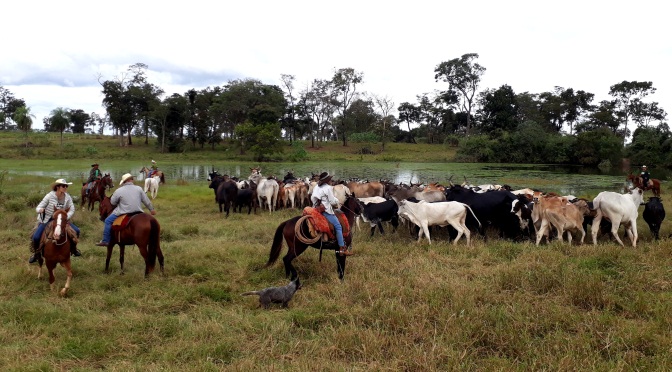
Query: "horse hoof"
60 288 68 297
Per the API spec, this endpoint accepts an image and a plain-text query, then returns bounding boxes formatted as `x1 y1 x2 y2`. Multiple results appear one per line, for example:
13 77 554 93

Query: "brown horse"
37 209 74 296
140 166 165 184
99 196 164 277
627 173 661 197
81 173 114 211
267 194 362 280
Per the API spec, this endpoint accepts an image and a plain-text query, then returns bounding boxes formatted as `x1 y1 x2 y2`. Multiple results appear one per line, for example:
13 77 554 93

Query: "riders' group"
28 163 157 264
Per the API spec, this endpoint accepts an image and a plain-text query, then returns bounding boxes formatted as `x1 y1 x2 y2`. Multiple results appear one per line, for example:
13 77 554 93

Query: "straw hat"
120 173 134 185
51 178 73 190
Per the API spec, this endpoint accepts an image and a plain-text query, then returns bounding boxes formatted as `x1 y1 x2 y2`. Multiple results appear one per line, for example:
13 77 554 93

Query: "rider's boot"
338 246 354 256
70 241 82 257
28 240 41 264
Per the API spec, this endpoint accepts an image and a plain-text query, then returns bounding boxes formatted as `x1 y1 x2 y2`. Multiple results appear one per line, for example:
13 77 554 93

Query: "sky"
3 1 670 130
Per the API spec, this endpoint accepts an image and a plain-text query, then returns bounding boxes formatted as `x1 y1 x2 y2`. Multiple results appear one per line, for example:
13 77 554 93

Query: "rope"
294 216 321 244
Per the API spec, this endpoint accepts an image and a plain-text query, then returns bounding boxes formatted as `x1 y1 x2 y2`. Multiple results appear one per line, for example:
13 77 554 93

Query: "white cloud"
3 0 670 128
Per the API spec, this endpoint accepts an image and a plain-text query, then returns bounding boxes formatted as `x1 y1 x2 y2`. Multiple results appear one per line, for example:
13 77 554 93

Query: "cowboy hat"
120 173 134 185
91 163 99 167
51 178 73 190
642 165 648 168
318 172 332 181
151 160 156 164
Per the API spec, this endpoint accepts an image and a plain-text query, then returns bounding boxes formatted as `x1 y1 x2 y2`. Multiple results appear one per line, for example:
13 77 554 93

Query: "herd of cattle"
207 168 666 247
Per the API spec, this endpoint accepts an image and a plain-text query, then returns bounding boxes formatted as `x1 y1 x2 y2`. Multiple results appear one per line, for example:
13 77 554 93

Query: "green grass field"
1 133 671 370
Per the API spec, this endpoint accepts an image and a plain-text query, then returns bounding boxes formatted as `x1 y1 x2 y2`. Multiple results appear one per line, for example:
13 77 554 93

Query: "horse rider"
148 160 158 178
30 178 81 263
96 173 156 247
86 163 101 195
311 172 353 256
640 165 651 189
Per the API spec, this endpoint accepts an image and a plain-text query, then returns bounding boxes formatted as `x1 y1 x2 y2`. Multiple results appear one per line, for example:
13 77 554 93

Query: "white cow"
143 175 161 199
396 199 480 245
256 178 279 213
591 188 644 247
332 184 352 206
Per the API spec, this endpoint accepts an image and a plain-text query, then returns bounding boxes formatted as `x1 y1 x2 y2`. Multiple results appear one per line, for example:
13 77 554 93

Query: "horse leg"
119 245 126 275
60 260 72 296
283 252 298 279
105 245 113 273
336 253 346 280
47 261 57 291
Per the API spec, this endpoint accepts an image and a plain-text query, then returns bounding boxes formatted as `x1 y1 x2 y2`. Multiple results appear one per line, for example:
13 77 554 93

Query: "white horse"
144 176 161 199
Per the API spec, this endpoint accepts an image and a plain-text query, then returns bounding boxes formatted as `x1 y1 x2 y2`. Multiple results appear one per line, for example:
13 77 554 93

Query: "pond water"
6 160 669 198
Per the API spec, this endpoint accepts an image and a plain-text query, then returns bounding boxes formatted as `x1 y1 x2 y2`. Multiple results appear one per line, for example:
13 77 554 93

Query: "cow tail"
267 220 286 267
464 204 482 228
148 217 160 270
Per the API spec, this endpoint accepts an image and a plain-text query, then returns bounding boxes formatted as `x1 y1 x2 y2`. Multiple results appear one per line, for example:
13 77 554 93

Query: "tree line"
1 54 669 166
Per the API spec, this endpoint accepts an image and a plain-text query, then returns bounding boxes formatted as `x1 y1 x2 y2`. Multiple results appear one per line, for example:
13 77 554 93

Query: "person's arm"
140 189 155 213
64 195 75 220
36 192 51 213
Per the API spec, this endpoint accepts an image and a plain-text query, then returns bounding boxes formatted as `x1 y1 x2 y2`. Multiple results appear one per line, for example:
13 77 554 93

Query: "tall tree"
331 67 364 146
49 107 70 146
397 102 420 143
299 79 337 147
0 86 25 130
13 106 34 146
609 80 656 144
280 74 298 143
434 53 486 136
477 84 520 134
68 109 91 133
370 94 396 151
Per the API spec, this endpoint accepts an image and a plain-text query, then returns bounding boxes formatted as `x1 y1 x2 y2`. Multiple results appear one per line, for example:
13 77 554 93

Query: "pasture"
1 151 672 368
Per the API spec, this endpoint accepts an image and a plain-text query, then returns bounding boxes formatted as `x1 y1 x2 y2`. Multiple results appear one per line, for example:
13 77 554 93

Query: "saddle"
112 212 143 232
301 207 350 242
30 220 79 254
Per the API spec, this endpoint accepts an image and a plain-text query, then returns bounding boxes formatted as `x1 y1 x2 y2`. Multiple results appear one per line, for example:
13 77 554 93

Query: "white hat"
151 160 156 164
51 178 73 189
120 173 134 185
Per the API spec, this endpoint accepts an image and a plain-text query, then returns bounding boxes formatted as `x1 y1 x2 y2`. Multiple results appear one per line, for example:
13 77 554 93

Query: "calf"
534 195 587 245
396 199 480 245
235 188 257 215
360 199 399 236
643 197 665 240
209 176 238 218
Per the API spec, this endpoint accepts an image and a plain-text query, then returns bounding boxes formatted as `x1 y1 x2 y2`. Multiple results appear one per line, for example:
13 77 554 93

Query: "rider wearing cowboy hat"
86 163 101 195
311 172 353 256
30 178 81 263
640 165 651 188
96 173 156 247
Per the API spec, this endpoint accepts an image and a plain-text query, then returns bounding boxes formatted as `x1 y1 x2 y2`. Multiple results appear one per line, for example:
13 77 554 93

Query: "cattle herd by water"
204 167 666 281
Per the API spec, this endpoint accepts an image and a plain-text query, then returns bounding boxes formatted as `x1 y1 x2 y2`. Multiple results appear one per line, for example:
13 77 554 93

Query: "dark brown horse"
81 173 114 211
99 196 164 277
627 173 661 197
37 209 74 296
267 194 362 280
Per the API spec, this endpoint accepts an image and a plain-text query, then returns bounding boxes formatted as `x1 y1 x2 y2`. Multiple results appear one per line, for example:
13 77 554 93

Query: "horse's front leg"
60 260 72 296
105 245 113 273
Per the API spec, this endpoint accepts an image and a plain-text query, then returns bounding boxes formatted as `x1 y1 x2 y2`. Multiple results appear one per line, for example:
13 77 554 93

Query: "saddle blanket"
302 207 350 240
112 212 143 231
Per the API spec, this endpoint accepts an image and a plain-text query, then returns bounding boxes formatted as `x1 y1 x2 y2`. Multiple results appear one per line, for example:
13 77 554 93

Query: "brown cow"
347 181 385 198
534 195 588 245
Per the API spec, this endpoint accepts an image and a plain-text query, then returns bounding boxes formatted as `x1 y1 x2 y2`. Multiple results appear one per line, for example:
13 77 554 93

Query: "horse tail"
267 220 287 267
147 216 161 270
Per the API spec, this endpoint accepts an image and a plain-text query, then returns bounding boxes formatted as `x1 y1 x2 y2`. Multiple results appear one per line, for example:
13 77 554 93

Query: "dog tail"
241 291 260 296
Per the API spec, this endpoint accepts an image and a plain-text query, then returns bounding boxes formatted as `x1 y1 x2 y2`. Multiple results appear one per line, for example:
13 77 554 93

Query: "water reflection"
12 162 669 197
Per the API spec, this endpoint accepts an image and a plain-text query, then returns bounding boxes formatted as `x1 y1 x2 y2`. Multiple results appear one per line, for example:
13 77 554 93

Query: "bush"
286 142 309 162
350 132 380 143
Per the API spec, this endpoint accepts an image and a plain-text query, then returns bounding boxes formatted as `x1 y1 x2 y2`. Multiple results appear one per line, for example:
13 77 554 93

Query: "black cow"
360 199 399 236
643 197 666 240
209 175 238 218
444 185 521 240
235 188 257 215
